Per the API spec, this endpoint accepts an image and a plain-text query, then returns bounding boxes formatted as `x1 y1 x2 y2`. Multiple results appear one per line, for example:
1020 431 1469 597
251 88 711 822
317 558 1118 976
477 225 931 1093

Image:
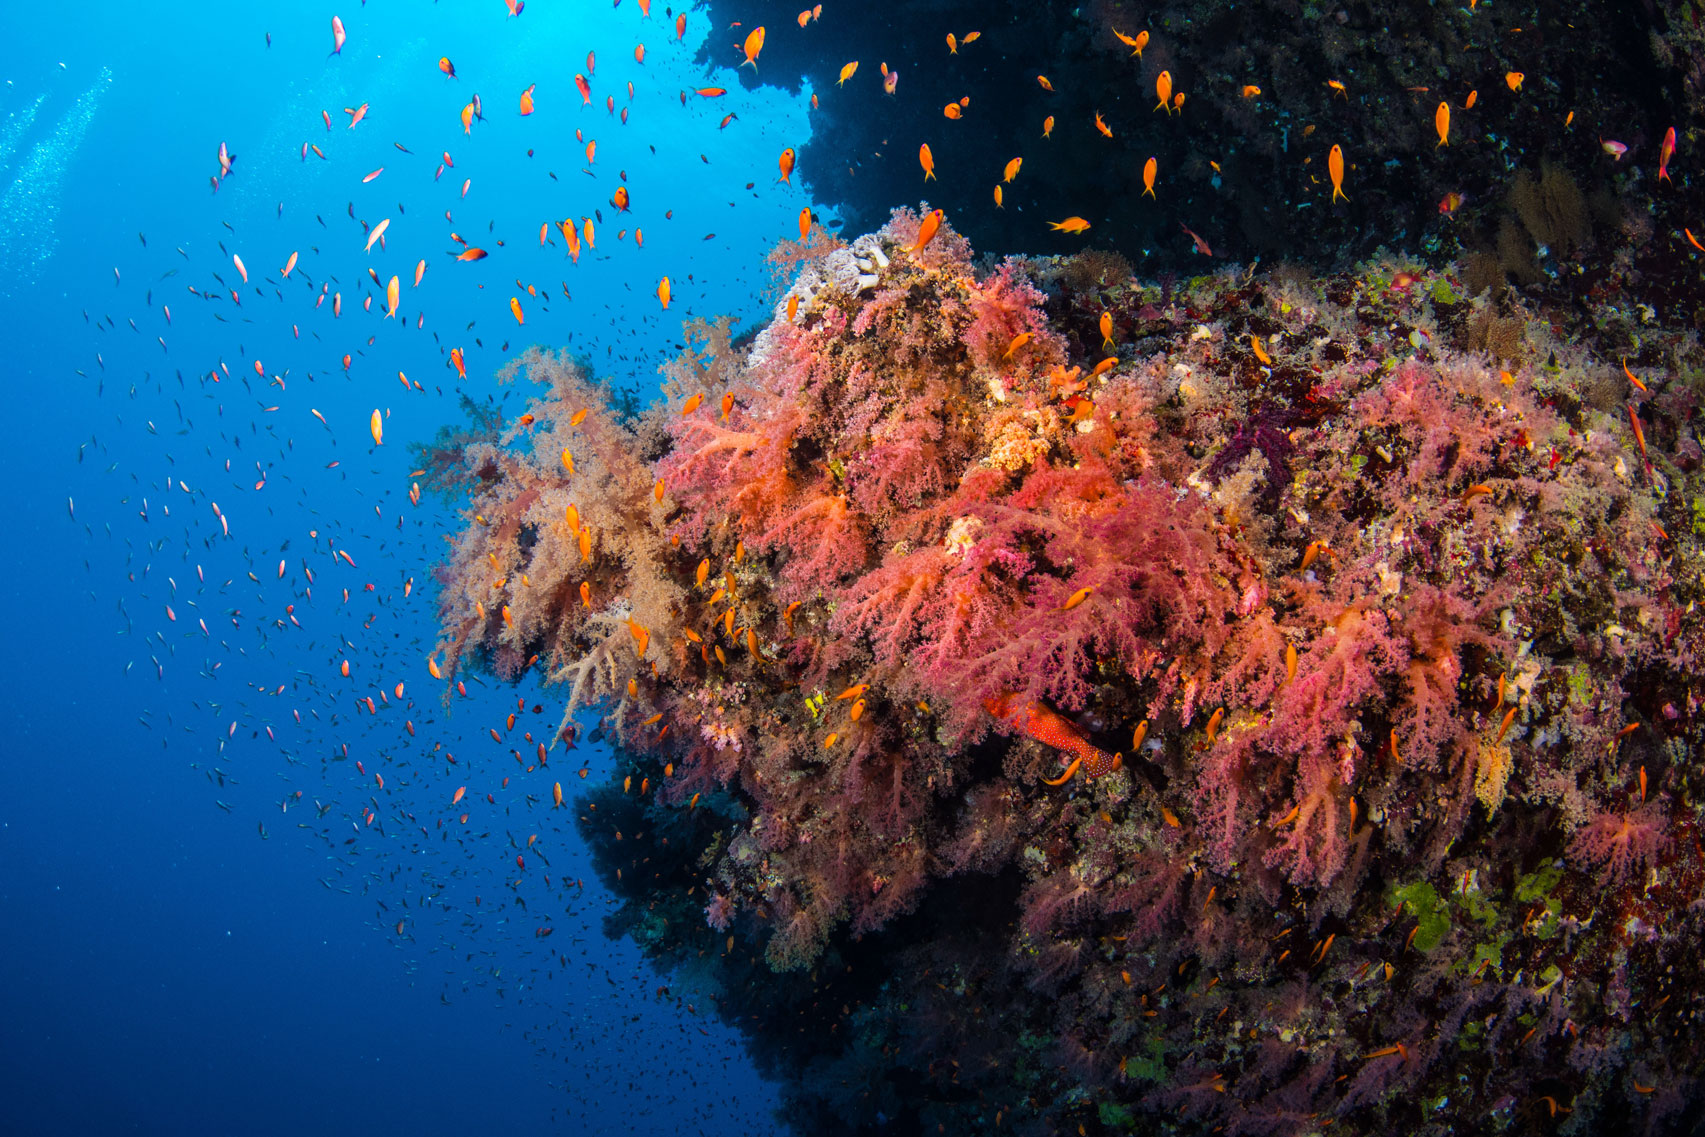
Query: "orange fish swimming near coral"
985 693 1120 783
909 208 943 252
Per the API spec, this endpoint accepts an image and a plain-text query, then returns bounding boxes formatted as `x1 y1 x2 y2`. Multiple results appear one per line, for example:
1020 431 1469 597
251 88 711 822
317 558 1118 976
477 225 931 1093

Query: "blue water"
0 3 805 1133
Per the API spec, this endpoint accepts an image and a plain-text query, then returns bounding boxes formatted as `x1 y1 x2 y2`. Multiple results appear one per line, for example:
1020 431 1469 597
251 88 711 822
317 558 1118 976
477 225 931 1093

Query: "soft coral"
1568 804 1670 884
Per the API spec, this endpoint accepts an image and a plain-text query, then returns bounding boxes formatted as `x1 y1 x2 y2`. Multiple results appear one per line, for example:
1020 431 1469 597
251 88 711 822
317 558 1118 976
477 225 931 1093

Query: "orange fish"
1048 216 1091 233
1100 311 1113 347
1660 126 1677 183
612 185 630 211
575 73 592 104
1329 144 1348 202
993 184 1003 207
385 275 400 318
919 143 935 180
657 276 671 308
1506 71 1524 91
1465 89 1477 109
741 26 765 70
777 147 795 183
634 43 646 64
1154 71 1172 113
695 87 726 97
1095 110 1112 138
1241 85 1261 98
460 103 474 134
1037 74 1054 92
1042 115 1054 138
798 207 812 241
909 208 944 252
943 102 962 119
519 83 536 116
510 296 524 323
986 693 1119 781
1142 156 1157 198
331 15 346 54
439 57 456 78
1623 358 1649 393
370 408 384 445
457 247 487 261
676 12 687 38
1114 28 1148 57
1003 156 1022 183
1434 101 1449 146
837 61 858 86
450 346 466 379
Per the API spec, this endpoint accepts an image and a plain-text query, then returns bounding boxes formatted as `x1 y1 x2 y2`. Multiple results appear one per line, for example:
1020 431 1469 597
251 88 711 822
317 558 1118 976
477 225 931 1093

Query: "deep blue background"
0 3 816 1133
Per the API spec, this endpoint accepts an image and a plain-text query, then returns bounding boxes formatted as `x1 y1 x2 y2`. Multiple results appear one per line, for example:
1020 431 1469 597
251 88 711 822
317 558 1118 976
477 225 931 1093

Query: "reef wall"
424 210 1705 1135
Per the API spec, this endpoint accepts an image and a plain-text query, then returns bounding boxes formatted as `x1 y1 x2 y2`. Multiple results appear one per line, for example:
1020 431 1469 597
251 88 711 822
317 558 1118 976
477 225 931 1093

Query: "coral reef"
693 0 1684 279
426 211 1705 1135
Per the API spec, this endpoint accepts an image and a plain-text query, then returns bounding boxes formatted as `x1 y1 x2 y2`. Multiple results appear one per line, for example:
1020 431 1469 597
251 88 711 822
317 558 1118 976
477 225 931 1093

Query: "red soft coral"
915 466 1235 724
758 481 872 599
1568 804 1670 884
1270 597 1408 761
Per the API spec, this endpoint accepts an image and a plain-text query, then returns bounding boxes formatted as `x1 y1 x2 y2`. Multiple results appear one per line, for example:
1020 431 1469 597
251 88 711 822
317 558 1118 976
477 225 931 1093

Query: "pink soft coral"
1568 804 1670 884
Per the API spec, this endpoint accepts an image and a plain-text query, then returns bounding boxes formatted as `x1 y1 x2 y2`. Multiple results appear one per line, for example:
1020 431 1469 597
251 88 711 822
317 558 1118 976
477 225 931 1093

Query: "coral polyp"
426 210 1704 1135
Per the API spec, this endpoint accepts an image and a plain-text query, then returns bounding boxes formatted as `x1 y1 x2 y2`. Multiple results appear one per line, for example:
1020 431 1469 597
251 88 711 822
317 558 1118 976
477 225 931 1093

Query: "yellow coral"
1475 738 1512 814
983 406 1060 472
